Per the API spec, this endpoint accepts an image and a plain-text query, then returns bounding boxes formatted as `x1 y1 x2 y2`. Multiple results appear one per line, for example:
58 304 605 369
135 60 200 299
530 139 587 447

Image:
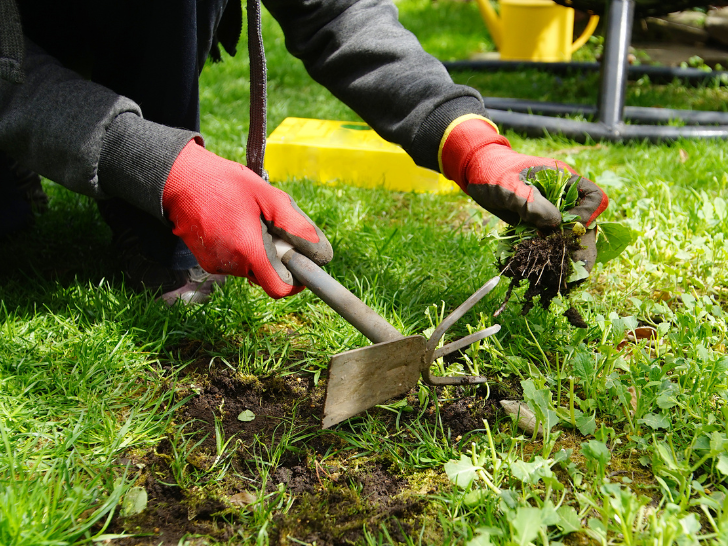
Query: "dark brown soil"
497 231 588 327
106 353 499 545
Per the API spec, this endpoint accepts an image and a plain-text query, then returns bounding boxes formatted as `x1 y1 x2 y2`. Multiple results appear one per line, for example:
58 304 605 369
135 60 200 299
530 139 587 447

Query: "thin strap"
246 0 268 181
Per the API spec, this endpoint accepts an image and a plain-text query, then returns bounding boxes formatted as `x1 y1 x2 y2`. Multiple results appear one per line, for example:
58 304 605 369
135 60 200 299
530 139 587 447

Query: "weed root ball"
498 231 588 327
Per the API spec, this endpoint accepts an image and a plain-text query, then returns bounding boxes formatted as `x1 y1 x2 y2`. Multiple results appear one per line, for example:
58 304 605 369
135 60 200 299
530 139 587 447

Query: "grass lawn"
2 1 728 544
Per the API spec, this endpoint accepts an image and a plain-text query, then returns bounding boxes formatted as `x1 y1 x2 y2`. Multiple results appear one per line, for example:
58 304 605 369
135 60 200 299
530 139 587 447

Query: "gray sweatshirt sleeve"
263 0 489 172
0 39 197 220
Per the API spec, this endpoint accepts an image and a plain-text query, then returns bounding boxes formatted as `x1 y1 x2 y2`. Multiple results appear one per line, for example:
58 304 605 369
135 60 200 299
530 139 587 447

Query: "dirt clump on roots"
108 352 499 545
497 231 588 328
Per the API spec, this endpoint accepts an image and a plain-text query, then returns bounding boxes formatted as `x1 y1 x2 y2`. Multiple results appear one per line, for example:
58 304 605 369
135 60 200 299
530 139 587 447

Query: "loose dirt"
107 351 500 545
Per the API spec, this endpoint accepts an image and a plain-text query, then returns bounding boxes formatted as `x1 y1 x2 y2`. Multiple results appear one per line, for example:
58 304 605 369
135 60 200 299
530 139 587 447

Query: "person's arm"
0 38 331 297
263 0 485 172
0 39 169 206
264 0 608 237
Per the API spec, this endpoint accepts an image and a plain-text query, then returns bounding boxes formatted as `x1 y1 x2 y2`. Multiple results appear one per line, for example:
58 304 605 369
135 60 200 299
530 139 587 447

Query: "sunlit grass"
1 0 728 543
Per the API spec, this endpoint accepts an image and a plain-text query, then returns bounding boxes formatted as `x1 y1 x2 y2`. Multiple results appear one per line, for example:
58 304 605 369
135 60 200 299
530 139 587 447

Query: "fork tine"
420 277 502 387
431 325 501 360
425 276 500 354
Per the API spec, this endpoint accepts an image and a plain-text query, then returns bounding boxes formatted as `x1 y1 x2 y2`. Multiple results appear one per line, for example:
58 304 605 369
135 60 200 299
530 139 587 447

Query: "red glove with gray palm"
440 116 608 269
162 139 333 298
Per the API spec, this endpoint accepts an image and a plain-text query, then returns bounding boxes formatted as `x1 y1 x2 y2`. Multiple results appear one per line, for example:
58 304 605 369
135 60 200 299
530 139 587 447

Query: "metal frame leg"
598 0 634 130
444 0 728 142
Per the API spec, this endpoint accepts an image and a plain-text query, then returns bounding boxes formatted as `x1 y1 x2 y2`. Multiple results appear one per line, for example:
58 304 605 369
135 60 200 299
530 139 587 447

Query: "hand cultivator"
274 239 501 428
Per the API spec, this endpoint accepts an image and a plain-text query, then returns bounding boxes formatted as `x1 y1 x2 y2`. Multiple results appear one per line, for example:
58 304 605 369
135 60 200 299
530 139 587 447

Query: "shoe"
159 265 227 306
121 247 226 305
96 198 226 305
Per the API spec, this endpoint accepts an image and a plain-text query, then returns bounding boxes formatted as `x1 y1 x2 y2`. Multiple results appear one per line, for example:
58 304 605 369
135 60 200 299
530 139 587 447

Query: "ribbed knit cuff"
98 112 202 221
0 0 25 84
409 96 489 172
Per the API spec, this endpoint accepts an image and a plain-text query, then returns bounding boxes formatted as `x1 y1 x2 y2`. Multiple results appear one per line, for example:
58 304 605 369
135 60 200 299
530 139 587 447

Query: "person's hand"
440 116 608 230
162 140 333 298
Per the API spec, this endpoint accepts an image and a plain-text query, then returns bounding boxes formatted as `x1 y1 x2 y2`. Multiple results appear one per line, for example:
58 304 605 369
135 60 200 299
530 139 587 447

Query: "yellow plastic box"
264 117 457 194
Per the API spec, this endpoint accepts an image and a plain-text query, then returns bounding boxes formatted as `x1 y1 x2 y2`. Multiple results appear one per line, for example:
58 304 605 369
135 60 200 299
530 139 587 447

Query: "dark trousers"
15 0 224 269
0 151 33 235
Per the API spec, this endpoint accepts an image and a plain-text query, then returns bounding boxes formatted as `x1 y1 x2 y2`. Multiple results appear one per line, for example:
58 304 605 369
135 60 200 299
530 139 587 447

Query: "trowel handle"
273 238 402 344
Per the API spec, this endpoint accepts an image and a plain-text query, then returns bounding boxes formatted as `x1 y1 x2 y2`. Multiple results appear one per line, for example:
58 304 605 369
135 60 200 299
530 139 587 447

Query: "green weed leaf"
511 457 555 485
120 486 147 518
444 454 481 488
595 170 625 189
522 379 559 434
463 490 490 507
557 506 582 534
466 529 493 546
563 179 580 210
526 168 573 210
567 260 589 283
418 385 428 408
237 410 256 422
656 391 678 410
575 412 596 436
679 513 701 536
581 440 610 465
709 432 728 456
609 313 638 340
466 527 503 546
581 440 611 478
716 455 728 476
572 347 596 381
540 501 561 526
596 222 637 264
638 412 670 430
714 196 726 221
500 489 521 511
654 442 680 471
512 506 544 546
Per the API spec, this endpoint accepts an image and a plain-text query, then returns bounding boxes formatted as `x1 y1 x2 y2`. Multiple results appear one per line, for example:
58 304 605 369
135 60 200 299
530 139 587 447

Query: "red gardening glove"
440 117 608 229
162 140 333 298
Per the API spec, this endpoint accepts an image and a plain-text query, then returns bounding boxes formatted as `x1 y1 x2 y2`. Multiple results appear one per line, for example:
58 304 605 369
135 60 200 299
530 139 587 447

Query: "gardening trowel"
274 238 501 428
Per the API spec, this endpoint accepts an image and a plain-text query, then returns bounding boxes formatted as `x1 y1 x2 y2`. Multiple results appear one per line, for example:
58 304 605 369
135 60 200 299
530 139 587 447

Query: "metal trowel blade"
322 335 426 428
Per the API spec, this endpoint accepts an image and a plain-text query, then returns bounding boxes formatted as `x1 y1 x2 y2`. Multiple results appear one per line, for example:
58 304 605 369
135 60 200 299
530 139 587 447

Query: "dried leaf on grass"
229 491 258 508
617 326 665 357
627 386 638 416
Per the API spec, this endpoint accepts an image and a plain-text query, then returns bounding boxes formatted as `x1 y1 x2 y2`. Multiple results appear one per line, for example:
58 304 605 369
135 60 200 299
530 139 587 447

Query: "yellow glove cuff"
437 114 500 175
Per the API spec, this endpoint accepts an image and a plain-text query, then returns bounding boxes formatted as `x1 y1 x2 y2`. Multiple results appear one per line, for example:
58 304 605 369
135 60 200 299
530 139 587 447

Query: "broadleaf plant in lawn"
1 1 728 544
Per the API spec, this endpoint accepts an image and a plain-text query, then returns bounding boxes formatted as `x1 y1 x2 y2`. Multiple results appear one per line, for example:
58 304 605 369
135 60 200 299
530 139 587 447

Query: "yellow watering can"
475 0 599 62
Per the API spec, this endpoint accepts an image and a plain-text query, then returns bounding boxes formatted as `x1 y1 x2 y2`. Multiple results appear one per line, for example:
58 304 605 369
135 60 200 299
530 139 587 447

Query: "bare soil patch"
107 350 501 544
